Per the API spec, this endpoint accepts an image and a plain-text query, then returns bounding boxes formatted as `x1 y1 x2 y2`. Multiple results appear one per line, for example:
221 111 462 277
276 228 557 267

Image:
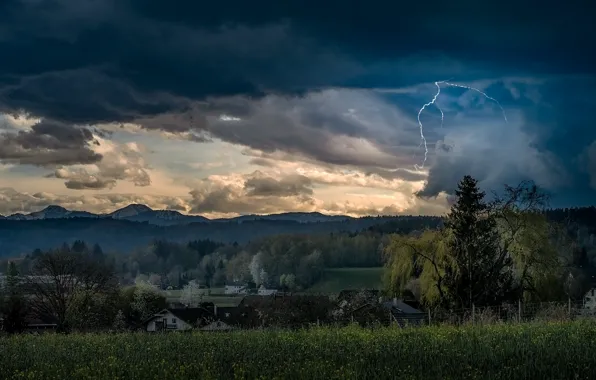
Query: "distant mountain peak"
109 204 153 218
27 205 72 219
41 205 68 212
1 203 354 226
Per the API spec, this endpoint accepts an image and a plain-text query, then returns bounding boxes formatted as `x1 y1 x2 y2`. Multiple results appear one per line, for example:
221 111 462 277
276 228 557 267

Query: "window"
171 318 177 324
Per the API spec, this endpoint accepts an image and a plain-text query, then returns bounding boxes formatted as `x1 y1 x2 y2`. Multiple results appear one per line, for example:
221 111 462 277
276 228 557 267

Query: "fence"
425 299 591 326
324 300 595 329
252 292 596 328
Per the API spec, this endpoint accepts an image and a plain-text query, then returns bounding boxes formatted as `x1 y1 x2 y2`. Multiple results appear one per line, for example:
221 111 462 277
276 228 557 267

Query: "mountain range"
0 204 423 257
0 204 353 226
1 205 594 259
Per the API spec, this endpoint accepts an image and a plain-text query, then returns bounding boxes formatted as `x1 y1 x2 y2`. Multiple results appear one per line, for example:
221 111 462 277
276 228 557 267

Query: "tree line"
2 229 396 293
384 176 596 311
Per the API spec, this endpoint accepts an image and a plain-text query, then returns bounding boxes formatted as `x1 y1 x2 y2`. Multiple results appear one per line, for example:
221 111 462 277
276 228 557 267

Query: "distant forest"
0 215 441 257
1 207 596 294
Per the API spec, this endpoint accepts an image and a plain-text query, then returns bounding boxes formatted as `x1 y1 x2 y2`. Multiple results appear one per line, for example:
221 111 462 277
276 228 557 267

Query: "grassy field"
306 267 384 294
164 287 225 297
163 267 384 303
2 321 596 379
164 288 243 307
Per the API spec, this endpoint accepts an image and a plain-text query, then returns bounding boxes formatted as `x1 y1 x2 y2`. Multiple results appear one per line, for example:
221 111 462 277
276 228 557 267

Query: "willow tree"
491 182 570 302
384 228 455 307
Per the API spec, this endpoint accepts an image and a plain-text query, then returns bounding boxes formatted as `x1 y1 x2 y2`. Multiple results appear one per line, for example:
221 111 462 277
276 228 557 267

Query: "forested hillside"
2 205 596 295
0 216 442 258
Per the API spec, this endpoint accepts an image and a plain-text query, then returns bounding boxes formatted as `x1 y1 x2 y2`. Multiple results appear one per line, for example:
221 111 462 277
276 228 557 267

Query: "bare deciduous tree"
27 250 117 333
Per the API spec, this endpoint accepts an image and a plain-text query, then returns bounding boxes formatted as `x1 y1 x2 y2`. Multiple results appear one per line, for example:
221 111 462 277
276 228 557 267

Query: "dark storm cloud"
0 119 102 166
181 91 424 172
0 69 185 124
0 0 594 126
1 0 596 209
414 76 596 208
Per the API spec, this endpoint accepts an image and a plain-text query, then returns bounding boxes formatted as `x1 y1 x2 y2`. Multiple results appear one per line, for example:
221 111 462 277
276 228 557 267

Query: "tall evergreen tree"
444 175 514 308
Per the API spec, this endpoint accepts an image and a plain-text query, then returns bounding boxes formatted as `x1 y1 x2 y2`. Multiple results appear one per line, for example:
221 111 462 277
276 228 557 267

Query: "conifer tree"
444 175 513 308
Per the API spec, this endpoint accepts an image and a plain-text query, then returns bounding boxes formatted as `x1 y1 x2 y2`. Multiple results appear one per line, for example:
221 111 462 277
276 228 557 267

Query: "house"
332 290 389 326
257 285 278 296
583 288 596 310
382 298 427 327
144 307 213 332
0 312 58 333
23 317 58 332
225 282 248 295
212 305 260 330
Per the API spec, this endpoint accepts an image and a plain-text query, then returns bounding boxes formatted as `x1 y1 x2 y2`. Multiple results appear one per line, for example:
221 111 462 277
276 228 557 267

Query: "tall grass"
2 321 596 379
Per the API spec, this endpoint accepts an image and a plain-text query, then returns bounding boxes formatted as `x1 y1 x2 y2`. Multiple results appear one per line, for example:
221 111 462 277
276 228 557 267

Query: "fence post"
472 304 475 325
518 299 522 323
568 297 571 316
428 309 431 326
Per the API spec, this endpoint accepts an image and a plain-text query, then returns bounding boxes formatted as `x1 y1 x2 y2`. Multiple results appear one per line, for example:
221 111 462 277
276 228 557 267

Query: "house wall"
258 288 278 296
225 285 246 295
584 289 596 310
146 311 193 332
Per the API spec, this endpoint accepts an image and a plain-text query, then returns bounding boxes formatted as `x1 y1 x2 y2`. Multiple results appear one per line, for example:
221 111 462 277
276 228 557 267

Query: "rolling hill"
0 215 443 257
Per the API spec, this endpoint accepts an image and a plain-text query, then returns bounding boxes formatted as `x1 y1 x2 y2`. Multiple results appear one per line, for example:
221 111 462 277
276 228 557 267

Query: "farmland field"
164 287 226 297
163 288 245 307
3 321 596 379
306 267 384 294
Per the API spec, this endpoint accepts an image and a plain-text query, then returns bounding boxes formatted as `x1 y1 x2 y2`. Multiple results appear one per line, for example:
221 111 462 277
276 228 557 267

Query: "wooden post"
518 299 522 323
568 297 572 316
472 304 475 325
428 309 431 326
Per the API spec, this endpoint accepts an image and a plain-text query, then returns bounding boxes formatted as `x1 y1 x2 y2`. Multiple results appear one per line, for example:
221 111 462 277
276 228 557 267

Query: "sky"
0 0 595 218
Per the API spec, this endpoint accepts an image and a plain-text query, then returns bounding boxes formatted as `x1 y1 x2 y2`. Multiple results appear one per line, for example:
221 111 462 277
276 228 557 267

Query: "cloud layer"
0 0 595 215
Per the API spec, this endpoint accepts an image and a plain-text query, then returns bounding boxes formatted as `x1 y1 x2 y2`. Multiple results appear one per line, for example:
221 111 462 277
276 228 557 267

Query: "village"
4 272 596 334
0 272 428 333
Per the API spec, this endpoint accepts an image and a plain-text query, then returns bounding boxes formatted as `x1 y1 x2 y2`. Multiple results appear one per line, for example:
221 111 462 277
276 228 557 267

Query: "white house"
584 288 596 310
144 308 212 332
225 283 247 295
257 285 278 296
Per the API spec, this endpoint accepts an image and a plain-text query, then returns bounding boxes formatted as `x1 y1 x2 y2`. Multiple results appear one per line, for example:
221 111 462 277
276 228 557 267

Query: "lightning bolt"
415 81 446 171
443 82 508 123
415 80 508 171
